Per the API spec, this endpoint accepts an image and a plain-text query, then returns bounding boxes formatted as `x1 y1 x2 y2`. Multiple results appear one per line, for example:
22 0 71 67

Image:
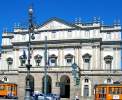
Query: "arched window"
107 78 111 83
82 78 91 97
82 53 91 70
25 75 34 96
2 77 9 82
34 54 42 66
85 78 89 83
65 54 73 65
104 55 113 70
49 54 57 66
104 78 113 84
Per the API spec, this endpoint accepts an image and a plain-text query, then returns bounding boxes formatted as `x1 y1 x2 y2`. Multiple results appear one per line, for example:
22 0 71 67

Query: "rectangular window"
22 35 26 41
84 59 90 70
106 32 111 40
51 59 56 63
51 31 56 38
85 30 90 38
93 30 96 38
67 30 72 38
67 58 72 63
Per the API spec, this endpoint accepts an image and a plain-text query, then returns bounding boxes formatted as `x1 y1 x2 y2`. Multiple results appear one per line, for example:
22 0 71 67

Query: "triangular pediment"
38 18 76 31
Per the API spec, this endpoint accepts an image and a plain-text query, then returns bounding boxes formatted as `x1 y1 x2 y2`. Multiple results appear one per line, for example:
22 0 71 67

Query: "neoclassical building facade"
0 17 122 100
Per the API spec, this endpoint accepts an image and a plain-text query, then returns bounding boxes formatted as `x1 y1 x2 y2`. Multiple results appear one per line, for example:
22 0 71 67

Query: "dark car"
32 92 60 100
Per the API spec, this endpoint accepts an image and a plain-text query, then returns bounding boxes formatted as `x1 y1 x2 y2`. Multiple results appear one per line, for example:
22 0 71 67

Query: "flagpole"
44 36 48 99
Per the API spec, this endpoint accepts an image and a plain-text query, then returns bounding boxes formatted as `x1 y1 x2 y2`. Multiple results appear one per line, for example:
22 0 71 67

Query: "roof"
38 17 81 29
94 83 122 87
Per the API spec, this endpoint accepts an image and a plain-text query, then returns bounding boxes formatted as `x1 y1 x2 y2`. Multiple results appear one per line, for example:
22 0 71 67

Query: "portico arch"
25 75 34 96
42 75 52 94
60 75 70 98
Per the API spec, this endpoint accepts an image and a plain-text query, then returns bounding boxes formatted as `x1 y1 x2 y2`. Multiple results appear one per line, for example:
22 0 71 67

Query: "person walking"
75 95 79 100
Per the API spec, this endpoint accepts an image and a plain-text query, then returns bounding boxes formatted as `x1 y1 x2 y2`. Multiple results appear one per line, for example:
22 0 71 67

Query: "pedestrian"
75 95 79 100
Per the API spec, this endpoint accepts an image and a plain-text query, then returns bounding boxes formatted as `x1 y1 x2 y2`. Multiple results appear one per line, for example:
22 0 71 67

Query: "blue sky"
0 0 122 43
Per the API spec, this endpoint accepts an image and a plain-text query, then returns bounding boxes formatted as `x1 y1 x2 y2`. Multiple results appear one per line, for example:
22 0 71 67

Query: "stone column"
16 48 20 68
58 49 61 66
78 47 82 69
13 48 19 70
116 48 118 69
74 47 79 64
101 48 104 70
18 73 26 100
3 52 8 70
52 73 60 95
62 49 64 66
92 46 96 70
117 48 121 70
96 45 101 69
70 74 76 99
13 49 16 70
113 48 116 70
92 45 100 70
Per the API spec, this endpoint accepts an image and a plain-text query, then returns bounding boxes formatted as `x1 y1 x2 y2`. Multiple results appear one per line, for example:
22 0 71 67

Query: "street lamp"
24 6 35 100
71 60 81 100
44 36 48 100
71 62 80 85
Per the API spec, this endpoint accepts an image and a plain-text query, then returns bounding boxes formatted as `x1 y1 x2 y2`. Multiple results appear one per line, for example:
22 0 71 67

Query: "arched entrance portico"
60 75 70 98
42 75 52 94
25 75 34 96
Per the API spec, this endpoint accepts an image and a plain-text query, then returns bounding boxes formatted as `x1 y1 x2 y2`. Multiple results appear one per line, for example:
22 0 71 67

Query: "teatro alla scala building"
0 8 122 100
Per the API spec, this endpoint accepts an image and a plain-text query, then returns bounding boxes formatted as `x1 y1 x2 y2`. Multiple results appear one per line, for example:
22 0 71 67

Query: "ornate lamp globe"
29 6 33 15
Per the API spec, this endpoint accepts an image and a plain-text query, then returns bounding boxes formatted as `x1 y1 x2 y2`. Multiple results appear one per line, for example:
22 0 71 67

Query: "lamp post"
71 59 81 100
24 6 35 100
44 36 48 100
71 62 80 85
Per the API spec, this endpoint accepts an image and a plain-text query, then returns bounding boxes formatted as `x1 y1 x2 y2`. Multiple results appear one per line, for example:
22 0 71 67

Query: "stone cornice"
2 35 14 38
102 41 122 45
0 70 18 75
1 45 13 49
100 29 122 32
12 38 102 46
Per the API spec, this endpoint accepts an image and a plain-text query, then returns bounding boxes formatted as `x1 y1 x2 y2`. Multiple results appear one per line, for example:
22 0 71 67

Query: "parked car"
32 91 60 100
46 93 60 100
32 91 49 100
